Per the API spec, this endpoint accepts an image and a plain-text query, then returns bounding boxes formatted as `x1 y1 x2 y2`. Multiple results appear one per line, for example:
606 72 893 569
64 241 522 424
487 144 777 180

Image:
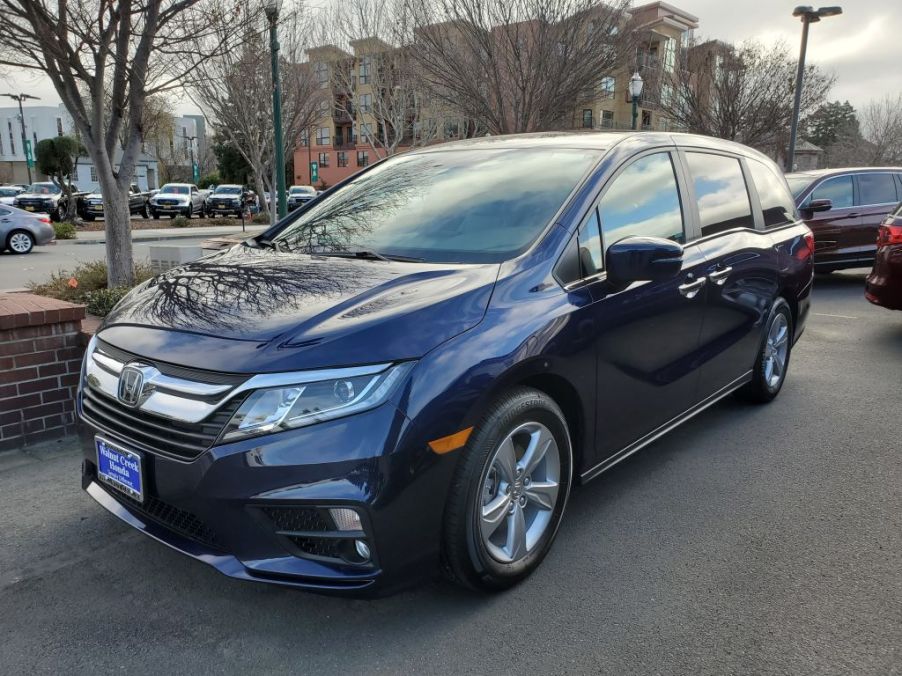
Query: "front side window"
273 148 601 264
598 152 685 251
811 175 853 209
685 152 754 237
857 173 898 206
748 158 797 228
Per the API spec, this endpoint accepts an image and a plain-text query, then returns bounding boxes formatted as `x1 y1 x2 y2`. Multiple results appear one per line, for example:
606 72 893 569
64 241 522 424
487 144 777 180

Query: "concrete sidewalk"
59 224 267 245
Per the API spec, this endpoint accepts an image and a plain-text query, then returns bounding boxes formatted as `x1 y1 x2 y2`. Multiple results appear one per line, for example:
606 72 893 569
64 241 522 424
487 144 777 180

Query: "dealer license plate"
96 437 144 502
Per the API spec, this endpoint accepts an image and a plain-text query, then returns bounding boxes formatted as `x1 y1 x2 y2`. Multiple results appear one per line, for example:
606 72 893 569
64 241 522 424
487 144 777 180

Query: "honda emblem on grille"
117 363 157 408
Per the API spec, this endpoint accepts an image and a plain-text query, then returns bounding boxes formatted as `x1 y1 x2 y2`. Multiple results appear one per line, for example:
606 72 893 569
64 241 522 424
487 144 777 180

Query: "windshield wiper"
318 250 424 263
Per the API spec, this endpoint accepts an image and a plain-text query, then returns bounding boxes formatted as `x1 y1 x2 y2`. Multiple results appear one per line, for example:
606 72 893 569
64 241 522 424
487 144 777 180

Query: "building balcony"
333 141 357 150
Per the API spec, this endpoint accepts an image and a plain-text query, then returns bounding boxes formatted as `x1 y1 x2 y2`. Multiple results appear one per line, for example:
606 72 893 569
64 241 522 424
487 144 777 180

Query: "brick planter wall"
0 293 86 451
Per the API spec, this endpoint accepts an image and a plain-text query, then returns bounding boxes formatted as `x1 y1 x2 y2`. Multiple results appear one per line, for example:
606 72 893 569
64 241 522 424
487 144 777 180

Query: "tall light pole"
183 132 198 183
629 72 644 131
264 0 287 219
787 5 842 171
1 93 40 184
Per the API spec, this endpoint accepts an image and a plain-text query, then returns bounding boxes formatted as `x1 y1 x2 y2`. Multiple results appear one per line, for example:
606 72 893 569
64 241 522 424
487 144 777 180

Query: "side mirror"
606 236 684 284
806 198 832 213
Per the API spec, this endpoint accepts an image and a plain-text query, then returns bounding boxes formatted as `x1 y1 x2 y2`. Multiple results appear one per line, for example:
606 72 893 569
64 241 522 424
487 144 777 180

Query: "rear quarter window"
684 152 754 237
748 159 798 228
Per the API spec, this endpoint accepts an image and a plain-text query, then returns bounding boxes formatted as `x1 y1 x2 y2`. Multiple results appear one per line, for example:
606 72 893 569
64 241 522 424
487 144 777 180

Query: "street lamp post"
264 0 287 219
629 72 644 131
183 132 198 183
1 93 40 184
787 5 842 171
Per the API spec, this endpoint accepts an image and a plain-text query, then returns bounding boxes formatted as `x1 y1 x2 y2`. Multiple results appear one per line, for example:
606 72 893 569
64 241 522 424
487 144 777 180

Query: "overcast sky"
2 0 899 116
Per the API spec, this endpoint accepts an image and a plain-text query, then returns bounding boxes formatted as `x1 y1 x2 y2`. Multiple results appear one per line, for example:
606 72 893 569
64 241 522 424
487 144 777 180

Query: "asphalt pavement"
0 270 899 675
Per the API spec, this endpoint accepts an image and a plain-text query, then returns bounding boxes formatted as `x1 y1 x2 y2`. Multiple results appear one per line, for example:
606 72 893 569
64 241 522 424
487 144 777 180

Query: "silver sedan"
0 204 56 254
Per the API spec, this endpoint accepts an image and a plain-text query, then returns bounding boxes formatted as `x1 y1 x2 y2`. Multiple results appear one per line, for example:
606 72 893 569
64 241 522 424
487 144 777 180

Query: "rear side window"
685 152 754 237
748 159 798 228
811 175 853 209
598 152 685 251
857 173 898 206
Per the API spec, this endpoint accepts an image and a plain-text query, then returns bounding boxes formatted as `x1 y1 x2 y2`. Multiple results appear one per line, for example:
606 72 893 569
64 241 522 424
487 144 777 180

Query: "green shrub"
85 287 131 316
252 213 270 225
28 260 154 311
171 215 190 228
53 221 77 239
207 217 234 226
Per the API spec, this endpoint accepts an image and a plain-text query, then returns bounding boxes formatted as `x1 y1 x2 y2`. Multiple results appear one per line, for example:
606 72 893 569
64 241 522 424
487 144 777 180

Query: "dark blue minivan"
78 132 813 595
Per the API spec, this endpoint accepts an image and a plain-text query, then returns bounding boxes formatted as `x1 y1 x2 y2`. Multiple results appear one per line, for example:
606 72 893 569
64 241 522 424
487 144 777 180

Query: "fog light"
355 539 371 561
329 507 362 531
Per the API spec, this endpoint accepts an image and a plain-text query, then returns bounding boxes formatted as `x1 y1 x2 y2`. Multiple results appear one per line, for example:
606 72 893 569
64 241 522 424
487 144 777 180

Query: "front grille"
289 536 343 559
261 506 334 533
82 387 244 460
99 483 222 550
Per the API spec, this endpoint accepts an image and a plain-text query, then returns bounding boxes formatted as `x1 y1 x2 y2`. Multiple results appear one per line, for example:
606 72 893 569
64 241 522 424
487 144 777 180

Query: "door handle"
678 277 707 299
708 266 733 286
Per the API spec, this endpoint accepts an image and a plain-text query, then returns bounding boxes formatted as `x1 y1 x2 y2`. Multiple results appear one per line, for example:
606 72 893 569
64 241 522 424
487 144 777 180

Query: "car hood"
99 244 499 372
16 192 58 199
152 192 189 199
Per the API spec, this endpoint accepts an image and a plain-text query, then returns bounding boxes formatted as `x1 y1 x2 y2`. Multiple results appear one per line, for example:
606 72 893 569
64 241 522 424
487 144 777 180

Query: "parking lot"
1 270 899 675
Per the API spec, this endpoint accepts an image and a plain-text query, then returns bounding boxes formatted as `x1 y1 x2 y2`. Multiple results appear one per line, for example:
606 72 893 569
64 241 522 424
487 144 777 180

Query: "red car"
866 202 902 310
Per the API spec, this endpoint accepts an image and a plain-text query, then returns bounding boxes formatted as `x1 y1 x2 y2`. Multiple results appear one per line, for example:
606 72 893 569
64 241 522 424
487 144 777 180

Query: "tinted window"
811 175 852 209
274 148 601 264
214 186 243 194
598 153 684 251
785 174 814 198
857 173 897 206
749 159 797 227
685 153 754 236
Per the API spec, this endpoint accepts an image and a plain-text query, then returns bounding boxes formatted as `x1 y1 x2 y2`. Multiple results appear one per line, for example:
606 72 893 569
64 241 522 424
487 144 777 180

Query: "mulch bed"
77 216 260 231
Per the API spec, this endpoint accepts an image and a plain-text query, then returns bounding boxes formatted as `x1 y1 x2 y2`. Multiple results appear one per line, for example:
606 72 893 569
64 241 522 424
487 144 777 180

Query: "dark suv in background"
787 168 902 272
78 132 813 596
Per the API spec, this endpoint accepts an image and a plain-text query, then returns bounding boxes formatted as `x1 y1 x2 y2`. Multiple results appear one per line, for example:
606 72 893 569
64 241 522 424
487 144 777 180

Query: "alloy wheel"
8 231 34 253
479 421 560 564
763 313 789 390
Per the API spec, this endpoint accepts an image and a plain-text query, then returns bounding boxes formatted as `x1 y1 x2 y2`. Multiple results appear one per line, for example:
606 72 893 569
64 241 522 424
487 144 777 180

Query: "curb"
58 228 264 246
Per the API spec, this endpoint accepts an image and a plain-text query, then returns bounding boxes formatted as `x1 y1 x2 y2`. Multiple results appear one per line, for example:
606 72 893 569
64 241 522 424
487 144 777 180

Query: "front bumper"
78 396 455 595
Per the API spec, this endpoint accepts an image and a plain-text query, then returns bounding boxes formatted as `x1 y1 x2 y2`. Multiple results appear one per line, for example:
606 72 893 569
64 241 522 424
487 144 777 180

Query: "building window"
359 93 372 113
444 119 459 139
56 117 64 136
599 76 615 99
318 152 330 168
300 129 309 147
359 56 371 85
358 122 373 141
357 150 369 167
314 62 329 88
601 110 614 128
7 120 15 155
337 151 348 167
90 166 98 182
581 109 593 129
316 127 330 145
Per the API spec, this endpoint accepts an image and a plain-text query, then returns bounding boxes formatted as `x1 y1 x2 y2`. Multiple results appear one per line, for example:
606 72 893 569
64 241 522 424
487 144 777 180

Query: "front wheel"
141 205 149 219
7 229 35 254
52 204 65 222
738 299 793 403
442 388 572 592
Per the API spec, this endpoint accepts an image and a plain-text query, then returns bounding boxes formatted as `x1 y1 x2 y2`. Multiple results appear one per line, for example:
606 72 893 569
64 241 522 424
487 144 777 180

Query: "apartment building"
573 1 699 133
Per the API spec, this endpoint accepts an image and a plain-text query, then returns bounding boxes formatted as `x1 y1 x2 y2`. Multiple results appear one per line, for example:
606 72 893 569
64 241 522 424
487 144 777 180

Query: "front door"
803 174 858 267
588 150 710 462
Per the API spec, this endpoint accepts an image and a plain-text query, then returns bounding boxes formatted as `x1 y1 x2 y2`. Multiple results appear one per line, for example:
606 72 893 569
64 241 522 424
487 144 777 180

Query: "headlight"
221 362 414 441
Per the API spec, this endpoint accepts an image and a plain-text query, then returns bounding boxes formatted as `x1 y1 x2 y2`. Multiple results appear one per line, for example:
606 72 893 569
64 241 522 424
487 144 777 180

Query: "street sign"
192 161 199 183
24 139 34 168
310 161 318 184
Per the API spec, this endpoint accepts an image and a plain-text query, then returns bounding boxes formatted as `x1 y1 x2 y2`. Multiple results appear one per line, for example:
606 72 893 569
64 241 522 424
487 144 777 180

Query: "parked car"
0 185 25 205
0 203 55 254
787 167 902 272
287 185 317 211
77 132 812 596
865 202 902 310
205 184 254 217
148 183 207 218
81 183 150 221
13 181 86 221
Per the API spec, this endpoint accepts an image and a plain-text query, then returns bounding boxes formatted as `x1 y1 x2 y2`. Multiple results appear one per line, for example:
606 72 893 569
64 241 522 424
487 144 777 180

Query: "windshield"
160 184 190 195
29 183 60 195
272 148 600 263
214 186 242 194
0 188 20 196
289 186 315 195
785 175 814 199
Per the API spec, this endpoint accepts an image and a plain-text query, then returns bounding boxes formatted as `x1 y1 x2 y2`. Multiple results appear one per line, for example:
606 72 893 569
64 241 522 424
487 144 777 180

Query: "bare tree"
0 0 241 286
859 94 902 165
187 2 322 221
660 39 833 156
403 0 633 134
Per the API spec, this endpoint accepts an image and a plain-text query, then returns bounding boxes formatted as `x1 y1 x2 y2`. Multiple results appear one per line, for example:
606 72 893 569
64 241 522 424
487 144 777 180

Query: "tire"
737 298 793 403
442 387 573 592
149 209 158 219
83 214 95 222
6 229 35 254
186 205 193 218
141 205 149 219
52 204 65 222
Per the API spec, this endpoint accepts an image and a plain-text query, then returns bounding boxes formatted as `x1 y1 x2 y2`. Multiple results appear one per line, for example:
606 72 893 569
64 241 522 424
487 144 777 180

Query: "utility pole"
183 132 198 183
264 0 287 219
1 93 40 184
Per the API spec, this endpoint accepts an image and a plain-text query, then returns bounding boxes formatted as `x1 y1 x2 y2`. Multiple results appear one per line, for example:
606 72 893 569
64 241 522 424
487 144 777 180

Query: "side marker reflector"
428 427 474 454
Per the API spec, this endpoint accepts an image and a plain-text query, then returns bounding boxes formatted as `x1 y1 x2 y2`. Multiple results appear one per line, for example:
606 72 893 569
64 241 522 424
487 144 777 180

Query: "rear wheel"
738 299 793 403
141 204 150 219
7 230 35 254
52 204 65 222
443 388 572 592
